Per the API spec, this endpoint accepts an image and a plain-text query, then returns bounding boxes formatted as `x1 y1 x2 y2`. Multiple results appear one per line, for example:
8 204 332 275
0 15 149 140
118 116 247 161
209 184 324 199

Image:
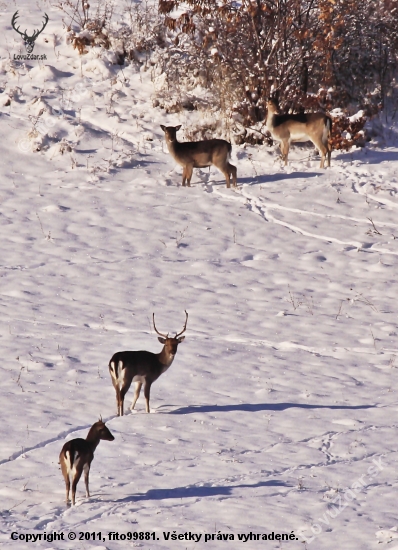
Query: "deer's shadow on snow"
115 479 289 504
238 171 322 186
168 402 376 414
203 170 322 188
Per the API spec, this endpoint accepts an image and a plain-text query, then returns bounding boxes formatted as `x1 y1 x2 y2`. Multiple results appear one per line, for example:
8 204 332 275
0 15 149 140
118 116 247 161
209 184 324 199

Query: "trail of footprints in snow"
1 415 395 528
213 185 398 255
3 177 397 506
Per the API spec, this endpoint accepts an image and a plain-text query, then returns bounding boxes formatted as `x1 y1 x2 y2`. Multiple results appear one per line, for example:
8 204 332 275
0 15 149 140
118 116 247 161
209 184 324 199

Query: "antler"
11 11 49 41
31 13 49 41
11 11 25 37
153 313 168 339
176 310 188 338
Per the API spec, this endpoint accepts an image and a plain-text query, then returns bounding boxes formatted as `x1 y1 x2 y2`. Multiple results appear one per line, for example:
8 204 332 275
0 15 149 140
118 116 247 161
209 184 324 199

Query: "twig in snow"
99 313 107 331
247 153 258 178
304 295 314 315
176 226 188 247
6 499 26 512
14 363 25 392
370 328 377 350
348 293 378 312
367 217 382 235
336 299 344 320
287 285 302 311
57 344 65 363
36 213 52 241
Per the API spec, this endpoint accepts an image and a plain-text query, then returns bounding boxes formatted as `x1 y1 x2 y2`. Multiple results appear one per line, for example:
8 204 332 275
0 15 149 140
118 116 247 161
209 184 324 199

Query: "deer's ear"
177 336 185 343
158 337 166 344
160 125 166 131
175 125 182 131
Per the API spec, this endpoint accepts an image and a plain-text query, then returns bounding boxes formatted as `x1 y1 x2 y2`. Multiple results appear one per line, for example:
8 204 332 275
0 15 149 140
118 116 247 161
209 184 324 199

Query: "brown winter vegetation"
57 1 398 149
158 0 398 148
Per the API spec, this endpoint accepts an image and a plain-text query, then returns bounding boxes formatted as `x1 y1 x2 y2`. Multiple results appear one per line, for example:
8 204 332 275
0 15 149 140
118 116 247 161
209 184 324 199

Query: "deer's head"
153 310 188 356
160 125 182 143
94 418 115 441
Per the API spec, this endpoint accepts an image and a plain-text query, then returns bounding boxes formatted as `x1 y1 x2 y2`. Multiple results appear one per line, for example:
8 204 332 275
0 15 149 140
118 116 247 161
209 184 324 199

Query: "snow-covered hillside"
0 1 397 549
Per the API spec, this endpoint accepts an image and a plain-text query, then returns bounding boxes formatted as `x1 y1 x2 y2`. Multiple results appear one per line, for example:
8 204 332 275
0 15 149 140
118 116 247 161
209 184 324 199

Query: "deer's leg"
312 138 328 169
223 168 231 188
229 163 237 187
185 164 193 187
60 460 70 505
83 463 90 498
143 380 152 413
110 367 120 416
315 145 325 168
214 157 235 188
130 381 142 411
119 386 129 416
71 468 83 506
114 385 122 416
281 140 289 165
65 477 71 505
182 166 187 187
323 124 331 167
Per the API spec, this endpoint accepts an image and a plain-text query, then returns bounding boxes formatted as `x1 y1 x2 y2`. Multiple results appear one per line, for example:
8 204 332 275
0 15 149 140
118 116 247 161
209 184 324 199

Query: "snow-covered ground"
0 1 398 549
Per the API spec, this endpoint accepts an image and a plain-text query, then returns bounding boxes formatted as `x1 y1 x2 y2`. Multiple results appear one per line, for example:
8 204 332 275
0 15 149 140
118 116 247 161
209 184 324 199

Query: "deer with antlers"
109 311 188 415
11 11 49 54
266 98 332 168
59 419 115 506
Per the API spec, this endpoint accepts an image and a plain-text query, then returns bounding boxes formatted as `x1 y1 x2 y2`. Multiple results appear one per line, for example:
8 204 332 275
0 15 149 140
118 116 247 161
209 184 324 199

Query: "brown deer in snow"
109 311 188 415
59 419 114 506
160 125 237 188
266 98 332 168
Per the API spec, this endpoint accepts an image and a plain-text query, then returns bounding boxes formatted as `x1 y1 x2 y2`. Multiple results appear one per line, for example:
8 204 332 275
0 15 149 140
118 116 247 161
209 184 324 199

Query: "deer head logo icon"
11 11 49 54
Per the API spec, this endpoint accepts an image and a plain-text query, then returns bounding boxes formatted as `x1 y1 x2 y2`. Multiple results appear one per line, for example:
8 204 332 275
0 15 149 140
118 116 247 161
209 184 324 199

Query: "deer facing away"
160 125 237 188
59 419 114 506
266 99 332 168
109 311 188 415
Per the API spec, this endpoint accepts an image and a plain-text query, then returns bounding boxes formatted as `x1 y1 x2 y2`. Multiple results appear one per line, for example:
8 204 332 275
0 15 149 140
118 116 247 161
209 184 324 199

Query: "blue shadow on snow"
238 171 322 186
169 402 376 414
114 480 289 503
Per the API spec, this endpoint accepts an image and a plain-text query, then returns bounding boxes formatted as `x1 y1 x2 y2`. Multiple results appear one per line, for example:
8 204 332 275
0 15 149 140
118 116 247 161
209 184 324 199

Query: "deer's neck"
85 428 101 451
157 347 175 371
266 112 277 128
166 138 179 155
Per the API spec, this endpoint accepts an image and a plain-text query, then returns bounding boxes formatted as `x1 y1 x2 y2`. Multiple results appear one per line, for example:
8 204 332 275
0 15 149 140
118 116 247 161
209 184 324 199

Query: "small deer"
109 311 188 415
160 125 237 188
266 98 332 168
59 419 114 506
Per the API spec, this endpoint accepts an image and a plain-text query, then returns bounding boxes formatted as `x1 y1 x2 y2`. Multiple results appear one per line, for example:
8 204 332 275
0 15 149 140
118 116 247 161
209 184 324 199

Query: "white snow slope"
0 1 397 549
